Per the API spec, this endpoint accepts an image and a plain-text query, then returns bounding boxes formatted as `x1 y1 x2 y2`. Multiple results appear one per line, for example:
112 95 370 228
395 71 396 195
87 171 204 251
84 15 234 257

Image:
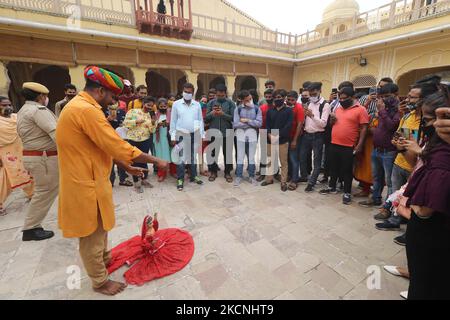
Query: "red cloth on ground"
107 216 194 286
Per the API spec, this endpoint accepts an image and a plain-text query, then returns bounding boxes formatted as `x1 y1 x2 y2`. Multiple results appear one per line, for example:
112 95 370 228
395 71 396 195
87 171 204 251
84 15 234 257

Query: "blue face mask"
217 98 226 103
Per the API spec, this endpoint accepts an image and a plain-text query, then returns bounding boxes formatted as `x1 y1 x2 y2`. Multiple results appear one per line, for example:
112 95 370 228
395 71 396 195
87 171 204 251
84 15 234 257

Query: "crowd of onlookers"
1 72 449 300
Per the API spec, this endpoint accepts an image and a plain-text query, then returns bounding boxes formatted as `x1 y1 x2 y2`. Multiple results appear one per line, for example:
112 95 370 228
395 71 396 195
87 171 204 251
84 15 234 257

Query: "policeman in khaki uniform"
17 82 58 241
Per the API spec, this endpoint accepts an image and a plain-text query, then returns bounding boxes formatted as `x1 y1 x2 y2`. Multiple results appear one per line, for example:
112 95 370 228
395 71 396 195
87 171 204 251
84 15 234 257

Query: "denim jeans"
387 164 412 224
371 149 397 202
236 140 257 178
300 132 324 186
110 164 128 185
175 133 198 181
288 136 301 183
391 163 411 193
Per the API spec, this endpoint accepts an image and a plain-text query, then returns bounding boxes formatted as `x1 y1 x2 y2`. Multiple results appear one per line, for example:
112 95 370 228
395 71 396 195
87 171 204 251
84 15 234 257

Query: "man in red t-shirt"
257 89 274 182
320 86 369 205
286 91 305 190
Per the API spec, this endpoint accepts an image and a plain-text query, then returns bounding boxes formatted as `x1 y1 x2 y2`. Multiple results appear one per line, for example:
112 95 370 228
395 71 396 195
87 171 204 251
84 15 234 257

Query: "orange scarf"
0 114 19 147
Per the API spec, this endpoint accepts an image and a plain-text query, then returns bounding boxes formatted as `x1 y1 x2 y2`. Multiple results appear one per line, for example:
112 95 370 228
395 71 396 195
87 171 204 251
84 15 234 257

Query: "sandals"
225 175 233 183
209 173 217 182
0 208 7 216
261 181 274 187
119 180 133 187
288 183 298 191
281 183 288 192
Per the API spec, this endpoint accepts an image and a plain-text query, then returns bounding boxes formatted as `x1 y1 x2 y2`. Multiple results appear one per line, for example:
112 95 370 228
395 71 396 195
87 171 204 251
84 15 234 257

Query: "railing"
296 0 450 51
0 0 449 53
136 10 191 30
0 0 135 26
192 0 450 53
191 13 298 53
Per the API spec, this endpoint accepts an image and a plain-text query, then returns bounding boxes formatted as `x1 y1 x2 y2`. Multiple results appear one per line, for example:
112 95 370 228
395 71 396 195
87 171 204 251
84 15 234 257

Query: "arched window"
324 28 330 37
338 24 347 33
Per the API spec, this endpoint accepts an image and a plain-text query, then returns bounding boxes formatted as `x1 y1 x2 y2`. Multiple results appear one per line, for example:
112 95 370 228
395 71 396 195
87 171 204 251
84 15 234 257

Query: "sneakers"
250 177 258 186
191 176 204 185
177 179 184 191
234 177 242 187
383 266 402 277
305 184 314 193
22 228 54 241
319 187 338 195
359 199 382 208
375 221 401 231
394 233 406 246
374 207 392 221
343 193 352 205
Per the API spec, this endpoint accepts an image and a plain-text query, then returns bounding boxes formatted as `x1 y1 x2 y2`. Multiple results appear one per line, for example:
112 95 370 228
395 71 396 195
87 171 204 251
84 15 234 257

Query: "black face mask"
301 97 309 104
340 98 353 109
159 108 167 114
274 99 284 108
407 103 417 111
266 99 274 105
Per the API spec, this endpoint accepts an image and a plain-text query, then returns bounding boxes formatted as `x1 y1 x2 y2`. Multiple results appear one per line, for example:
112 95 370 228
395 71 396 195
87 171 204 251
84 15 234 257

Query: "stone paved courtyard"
0 174 408 300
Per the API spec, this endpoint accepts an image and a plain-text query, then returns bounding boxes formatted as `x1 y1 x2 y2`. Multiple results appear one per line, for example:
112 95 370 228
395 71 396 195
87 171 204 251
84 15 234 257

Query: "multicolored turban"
84 66 124 95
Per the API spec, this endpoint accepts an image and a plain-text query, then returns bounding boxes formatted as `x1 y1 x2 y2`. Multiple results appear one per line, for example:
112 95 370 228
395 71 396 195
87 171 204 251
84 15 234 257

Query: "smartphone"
401 128 411 139
332 88 338 94
369 87 377 96
393 131 402 140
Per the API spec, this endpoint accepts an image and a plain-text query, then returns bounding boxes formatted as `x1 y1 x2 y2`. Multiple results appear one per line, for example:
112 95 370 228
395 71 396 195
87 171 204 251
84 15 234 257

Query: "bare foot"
94 280 127 296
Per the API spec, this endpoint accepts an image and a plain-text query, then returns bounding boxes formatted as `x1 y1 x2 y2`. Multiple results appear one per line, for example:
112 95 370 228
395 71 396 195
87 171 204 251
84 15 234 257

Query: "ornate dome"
322 0 360 23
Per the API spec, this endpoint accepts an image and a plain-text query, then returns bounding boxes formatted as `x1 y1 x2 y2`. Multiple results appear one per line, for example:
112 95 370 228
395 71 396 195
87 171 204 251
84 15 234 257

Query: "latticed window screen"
352 75 377 88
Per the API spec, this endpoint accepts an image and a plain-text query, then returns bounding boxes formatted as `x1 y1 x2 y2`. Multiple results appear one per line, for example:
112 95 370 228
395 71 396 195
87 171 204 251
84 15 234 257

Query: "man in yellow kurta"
56 66 167 296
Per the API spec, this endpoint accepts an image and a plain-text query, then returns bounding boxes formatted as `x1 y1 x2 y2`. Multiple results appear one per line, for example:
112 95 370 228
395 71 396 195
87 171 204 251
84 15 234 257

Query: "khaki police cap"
22 82 49 94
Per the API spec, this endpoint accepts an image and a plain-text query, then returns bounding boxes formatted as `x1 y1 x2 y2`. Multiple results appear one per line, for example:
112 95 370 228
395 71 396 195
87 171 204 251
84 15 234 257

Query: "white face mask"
245 101 253 108
183 92 193 101
44 96 49 107
310 96 320 104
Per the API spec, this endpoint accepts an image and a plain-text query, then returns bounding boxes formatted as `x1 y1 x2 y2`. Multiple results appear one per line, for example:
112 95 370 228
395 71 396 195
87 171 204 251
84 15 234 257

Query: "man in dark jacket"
261 89 293 192
205 84 236 182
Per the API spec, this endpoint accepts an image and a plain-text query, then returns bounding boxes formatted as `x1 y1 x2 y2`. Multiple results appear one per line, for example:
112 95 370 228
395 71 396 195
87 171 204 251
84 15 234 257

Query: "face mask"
67 94 76 100
245 101 253 108
44 96 49 107
301 97 309 104
168 100 174 108
340 98 354 109
383 96 398 108
159 108 167 114
310 96 320 104
183 92 193 101
266 99 274 105
274 99 284 108
217 98 226 103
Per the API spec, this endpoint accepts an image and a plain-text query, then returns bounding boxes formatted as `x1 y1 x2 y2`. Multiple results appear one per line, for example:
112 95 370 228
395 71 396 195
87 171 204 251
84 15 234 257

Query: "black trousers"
328 144 354 194
129 139 151 182
406 212 450 300
208 136 233 175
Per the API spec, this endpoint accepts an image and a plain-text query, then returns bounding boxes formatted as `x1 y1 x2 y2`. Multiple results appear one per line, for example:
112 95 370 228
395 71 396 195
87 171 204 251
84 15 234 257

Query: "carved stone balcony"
135 0 193 40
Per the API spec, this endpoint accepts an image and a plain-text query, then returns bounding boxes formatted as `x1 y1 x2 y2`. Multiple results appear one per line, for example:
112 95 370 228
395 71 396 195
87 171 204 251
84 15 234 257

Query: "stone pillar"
0 62 11 97
258 77 269 99
131 67 148 87
225 75 236 99
184 70 199 96
68 65 86 92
